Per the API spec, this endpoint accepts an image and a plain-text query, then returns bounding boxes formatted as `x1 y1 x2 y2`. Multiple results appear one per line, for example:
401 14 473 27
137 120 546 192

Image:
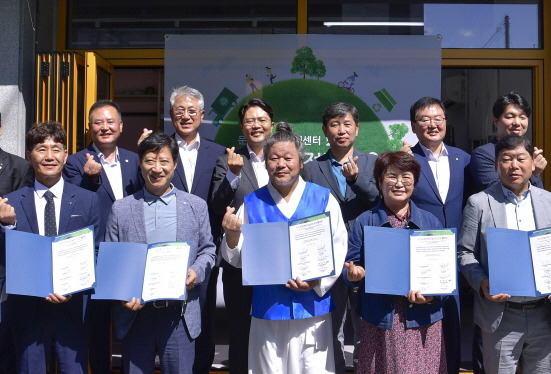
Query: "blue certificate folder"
241 212 335 286
92 241 193 302
6 226 95 298
363 226 457 296
487 227 551 296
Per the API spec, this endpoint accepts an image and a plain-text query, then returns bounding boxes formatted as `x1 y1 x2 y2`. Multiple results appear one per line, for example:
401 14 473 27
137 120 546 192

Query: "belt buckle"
153 300 168 308
522 304 536 312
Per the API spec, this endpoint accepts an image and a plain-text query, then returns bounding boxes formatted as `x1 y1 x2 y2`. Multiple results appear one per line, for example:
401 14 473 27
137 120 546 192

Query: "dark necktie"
44 190 57 237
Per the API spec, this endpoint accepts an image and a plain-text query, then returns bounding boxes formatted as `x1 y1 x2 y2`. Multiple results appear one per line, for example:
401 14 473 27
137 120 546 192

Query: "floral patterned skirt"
357 296 447 374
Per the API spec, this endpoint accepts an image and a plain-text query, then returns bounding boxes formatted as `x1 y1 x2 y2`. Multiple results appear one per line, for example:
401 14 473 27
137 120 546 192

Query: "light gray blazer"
105 188 216 340
458 182 551 333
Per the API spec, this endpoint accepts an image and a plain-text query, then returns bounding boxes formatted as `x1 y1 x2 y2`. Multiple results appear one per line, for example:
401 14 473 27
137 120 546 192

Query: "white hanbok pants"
248 313 335 374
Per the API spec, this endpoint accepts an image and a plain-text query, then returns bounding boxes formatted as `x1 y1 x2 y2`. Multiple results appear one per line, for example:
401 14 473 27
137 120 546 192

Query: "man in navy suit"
167 86 225 374
303 102 379 373
405 96 471 374
63 99 143 374
471 92 546 192
0 122 101 374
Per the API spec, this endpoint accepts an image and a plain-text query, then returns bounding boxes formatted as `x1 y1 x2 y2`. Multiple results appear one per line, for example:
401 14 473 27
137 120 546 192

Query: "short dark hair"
409 97 446 123
322 102 359 127
238 99 274 123
263 122 304 163
26 122 66 151
492 92 531 119
138 132 178 162
88 100 122 122
495 134 533 159
374 151 421 192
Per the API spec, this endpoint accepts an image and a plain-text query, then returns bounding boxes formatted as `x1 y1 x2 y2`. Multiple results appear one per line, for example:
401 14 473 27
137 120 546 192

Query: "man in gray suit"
105 132 216 374
458 134 551 374
210 98 274 374
303 102 378 372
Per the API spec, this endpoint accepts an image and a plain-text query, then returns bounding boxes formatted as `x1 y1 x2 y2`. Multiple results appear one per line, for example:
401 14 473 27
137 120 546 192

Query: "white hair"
169 86 204 109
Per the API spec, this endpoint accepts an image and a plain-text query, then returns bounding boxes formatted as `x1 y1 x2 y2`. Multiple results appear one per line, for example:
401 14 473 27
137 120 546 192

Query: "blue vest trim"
244 182 334 320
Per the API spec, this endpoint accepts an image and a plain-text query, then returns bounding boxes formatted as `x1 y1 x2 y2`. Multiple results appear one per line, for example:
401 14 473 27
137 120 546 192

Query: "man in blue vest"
221 122 347 373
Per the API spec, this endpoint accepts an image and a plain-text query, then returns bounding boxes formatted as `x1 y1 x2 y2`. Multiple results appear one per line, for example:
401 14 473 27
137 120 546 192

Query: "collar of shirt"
266 176 306 219
246 144 264 163
501 183 531 204
328 151 348 197
92 144 120 165
143 184 176 206
328 151 342 167
34 178 65 199
419 142 449 161
175 133 201 151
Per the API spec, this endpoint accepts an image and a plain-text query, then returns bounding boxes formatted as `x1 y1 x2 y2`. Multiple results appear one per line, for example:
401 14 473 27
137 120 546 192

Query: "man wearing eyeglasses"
404 96 472 374
167 86 225 374
64 99 143 374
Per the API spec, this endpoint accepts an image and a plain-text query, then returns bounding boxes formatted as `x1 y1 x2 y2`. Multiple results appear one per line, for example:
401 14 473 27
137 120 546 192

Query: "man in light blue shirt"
105 132 216 374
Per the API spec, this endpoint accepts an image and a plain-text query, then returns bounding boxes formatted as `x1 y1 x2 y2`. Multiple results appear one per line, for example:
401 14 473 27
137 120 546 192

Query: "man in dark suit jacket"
471 92 546 193
0 148 34 196
63 100 143 374
0 114 34 374
303 102 378 373
211 98 274 374
0 117 34 197
0 122 101 374
406 96 471 374
167 86 225 374
63 100 143 238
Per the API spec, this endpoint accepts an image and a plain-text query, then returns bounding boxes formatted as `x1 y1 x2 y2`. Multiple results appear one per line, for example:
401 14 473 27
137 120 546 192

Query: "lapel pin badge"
125 159 129 163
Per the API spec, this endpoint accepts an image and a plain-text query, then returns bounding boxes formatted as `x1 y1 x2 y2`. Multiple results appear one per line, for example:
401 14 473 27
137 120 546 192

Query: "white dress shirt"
93 144 124 200
34 178 65 236
175 133 200 190
419 143 450 203
226 144 269 190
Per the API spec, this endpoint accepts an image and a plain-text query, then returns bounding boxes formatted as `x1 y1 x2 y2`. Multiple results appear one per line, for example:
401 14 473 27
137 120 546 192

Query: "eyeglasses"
243 117 270 127
173 109 200 119
383 173 414 186
416 117 445 127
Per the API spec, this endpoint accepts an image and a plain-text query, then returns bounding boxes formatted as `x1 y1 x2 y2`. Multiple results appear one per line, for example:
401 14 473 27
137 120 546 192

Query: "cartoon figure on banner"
209 87 239 126
245 74 259 93
265 67 277 85
338 72 358 94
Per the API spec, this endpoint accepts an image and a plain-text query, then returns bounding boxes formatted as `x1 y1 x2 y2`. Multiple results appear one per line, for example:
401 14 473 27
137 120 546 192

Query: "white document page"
51 228 95 296
529 229 551 294
409 230 456 294
289 213 334 281
141 242 191 302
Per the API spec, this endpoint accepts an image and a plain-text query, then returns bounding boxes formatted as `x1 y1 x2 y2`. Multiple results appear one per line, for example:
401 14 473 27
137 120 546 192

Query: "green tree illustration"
310 59 327 80
387 123 409 151
291 46 317 79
